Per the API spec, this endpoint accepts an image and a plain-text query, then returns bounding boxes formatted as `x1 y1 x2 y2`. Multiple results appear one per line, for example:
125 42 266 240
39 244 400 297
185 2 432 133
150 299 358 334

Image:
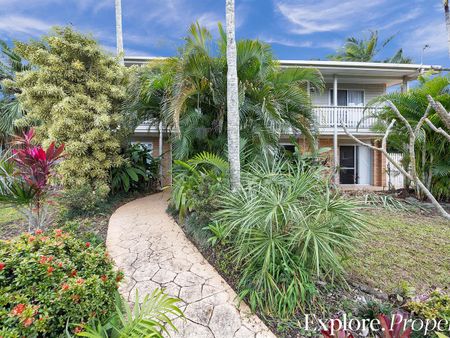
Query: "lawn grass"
346 208 450 294
0 204 23 224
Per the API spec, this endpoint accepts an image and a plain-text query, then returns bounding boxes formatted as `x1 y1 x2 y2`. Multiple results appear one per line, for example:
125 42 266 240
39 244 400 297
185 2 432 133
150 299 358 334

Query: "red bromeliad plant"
0 129 64 230
378 311 412 338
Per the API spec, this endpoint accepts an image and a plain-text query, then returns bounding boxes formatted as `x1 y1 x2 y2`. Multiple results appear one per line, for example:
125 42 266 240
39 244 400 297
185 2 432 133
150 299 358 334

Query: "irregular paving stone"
174 271 205 287
209 304 242 338
234 326 255 338
132 264 159 282
151 268 177 284
179 284 203 304
107 192 275 338
183 300 214 326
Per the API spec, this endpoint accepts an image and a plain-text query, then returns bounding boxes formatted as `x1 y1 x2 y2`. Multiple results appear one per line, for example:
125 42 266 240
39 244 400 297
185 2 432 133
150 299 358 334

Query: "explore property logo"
301 312 450 337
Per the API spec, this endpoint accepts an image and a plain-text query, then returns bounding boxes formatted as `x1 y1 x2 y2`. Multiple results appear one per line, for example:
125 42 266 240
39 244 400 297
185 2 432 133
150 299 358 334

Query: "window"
330 89 364 106
131 141 153 155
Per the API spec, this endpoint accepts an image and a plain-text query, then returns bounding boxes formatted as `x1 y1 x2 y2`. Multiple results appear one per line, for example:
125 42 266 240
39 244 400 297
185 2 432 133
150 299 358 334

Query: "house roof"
124 56 443 86
279 60 443 86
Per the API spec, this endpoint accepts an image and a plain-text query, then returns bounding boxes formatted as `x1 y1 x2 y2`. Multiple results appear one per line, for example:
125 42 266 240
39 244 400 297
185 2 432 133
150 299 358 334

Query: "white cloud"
0 15 55 37
405 19 448 61
275 0 388 35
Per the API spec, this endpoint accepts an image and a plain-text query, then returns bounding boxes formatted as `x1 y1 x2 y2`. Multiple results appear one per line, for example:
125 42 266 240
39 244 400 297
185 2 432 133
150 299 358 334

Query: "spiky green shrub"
6 27 130 196
216 158 367 317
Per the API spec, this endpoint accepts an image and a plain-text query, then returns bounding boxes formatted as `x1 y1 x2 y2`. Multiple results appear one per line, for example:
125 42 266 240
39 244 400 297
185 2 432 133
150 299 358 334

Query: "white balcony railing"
314 105 380 129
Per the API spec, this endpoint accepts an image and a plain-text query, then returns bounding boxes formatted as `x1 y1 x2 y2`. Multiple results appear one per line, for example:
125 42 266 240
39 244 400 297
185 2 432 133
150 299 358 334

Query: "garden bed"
172 202 450 338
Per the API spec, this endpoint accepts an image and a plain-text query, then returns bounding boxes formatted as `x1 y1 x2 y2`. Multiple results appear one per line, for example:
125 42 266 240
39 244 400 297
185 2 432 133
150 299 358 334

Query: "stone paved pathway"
107 192 275 338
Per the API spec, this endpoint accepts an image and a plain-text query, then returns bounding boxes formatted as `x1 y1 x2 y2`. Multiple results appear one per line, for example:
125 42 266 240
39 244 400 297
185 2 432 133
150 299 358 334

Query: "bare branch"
415 104 432 136
342 102 450 221
342 123 413 181
382 119 396 150
427 95 450 129
425 118 450 142
386 100 414 135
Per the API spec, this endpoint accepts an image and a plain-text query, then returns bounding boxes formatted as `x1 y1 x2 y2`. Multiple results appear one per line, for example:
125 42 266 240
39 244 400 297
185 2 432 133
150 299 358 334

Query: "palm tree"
225 0 240 190
370 75 450 200
115 0 124 64
128 23 324 162
445 0 450 57
0 40 29 144
329 30 412 63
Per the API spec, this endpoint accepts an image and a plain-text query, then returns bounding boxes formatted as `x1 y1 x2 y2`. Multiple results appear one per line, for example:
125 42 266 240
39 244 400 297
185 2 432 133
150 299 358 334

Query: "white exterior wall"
311 83 387 105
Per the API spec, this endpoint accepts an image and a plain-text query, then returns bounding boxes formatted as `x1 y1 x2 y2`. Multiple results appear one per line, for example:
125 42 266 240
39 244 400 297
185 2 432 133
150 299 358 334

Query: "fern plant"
76 289 183 338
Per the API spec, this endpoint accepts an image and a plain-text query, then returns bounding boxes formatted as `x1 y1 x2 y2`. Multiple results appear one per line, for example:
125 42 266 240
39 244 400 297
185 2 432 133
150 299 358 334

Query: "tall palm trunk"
225 0 240 191
445 0 450 58
115 0 124 64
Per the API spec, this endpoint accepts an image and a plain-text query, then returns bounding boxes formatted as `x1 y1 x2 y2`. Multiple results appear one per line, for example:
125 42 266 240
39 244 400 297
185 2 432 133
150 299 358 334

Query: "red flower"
47 266 54 275
23 317 34 327
0 262 5 271
48 256 54 262
76 278 84 285
85 242 91 248
61 283 70 291
55 229 63 237
39 256 47 264
74 326 83 334
28 235 36 242
35 229 43 235
70 269 77 277
58 262 63 268
100 275 107 282
116 273 123 282
40 236 49 242
11 304 26 316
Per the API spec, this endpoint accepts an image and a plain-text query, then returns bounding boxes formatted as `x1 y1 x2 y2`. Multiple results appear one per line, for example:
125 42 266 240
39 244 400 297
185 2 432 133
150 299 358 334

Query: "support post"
401 76 409 93
333 75 339 184
158 121 163 188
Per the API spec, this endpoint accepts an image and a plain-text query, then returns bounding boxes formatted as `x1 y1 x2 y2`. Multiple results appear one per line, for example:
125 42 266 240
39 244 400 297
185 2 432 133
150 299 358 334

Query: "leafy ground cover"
347 208 450 295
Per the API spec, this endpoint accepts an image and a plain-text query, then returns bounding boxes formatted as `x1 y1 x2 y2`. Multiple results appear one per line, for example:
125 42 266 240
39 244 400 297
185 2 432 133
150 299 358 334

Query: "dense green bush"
59 185 109 214
407 290 450 321
6 27 130 197
216 158 367 317
111 143 160 193
0 229 122 336
171 152 228 223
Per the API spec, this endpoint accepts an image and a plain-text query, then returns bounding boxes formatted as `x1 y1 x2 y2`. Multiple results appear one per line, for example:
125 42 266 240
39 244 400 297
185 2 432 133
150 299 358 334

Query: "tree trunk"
445 1 450 58
115 0 124 65
226 0 241 191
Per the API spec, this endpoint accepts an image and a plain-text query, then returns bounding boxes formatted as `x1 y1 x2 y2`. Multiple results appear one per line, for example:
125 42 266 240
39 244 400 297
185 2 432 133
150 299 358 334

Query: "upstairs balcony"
313 105 381 133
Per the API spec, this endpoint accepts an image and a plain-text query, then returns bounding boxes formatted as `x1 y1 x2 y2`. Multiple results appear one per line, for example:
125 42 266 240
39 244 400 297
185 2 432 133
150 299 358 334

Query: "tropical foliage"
371 75 450 200
4 27 130 197
0 229 122 336
215 158 366 317
78 289 183 338
329 30 411 63
0 40 29 142
171 151 228 224
126 23 324 160
111 143 160 193
0 129 64 230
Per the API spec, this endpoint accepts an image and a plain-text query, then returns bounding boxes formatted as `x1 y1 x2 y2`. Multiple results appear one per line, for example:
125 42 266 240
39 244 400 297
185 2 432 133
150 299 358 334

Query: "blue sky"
0 0 448 66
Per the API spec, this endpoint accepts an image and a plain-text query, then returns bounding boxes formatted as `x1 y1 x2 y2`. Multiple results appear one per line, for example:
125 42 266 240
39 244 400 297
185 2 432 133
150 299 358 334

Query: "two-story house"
125 57 442 189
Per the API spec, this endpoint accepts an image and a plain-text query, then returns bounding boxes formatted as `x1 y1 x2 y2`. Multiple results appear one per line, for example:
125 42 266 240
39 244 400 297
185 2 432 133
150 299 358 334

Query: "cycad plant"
127 22 324 161
215 158 366 317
